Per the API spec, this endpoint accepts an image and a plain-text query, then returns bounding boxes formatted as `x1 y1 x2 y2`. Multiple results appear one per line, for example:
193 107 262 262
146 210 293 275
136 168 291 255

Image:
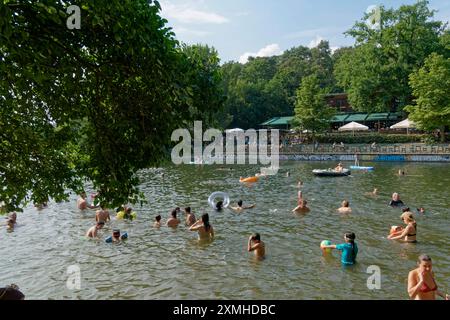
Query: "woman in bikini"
408 254 449 300
387 211 417 243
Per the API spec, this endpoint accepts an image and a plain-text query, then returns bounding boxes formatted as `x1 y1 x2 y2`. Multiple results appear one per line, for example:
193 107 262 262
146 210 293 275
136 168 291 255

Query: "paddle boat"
312 168 351 177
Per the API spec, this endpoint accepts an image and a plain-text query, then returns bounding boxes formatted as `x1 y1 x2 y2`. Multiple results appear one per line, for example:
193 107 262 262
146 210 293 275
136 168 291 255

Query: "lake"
1 161 449 299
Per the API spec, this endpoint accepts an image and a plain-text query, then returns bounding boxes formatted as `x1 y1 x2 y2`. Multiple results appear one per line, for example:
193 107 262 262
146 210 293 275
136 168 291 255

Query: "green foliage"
293 74 335 134
334 0 447 112
0 0 223 210
405 53 450 140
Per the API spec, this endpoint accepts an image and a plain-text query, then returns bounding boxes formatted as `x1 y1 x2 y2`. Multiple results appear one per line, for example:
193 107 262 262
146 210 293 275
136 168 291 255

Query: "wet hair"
175 207 180 212
113 229 120 237
171 209 177 218
185 207 191 214
342 200 349 207
401 212 415 222
237 200 243 207
418 254 432 263
216 201 223 211
344 232 356 263
155 215 161 222
201 213 211 231
402 207 410 213
97 221 105 226
0 287 25 300
252 233 261 241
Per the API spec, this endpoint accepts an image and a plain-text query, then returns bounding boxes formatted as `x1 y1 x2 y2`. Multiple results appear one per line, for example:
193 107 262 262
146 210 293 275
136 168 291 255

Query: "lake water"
1 161 449 299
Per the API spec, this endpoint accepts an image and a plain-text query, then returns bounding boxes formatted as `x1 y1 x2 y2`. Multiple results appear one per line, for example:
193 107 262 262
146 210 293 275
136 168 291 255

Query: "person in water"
408 254 449 300
184 207 196 227
34 202 48 210
86 221 105 238
123 207 135 220
247 233 265 259
166 209 180 227
417 207 425 214
77 191 98 210
0 284 25 300
321 232 358 265
334 163 344 172
292 191 310 213
154 215 162 228
365 188 378 196
389 192 404 207
398 169 406 176
215 200 224 211
337 200 352 214
387 211 417 243
230 200 255 213
96 205 111 223
111 229 123 243
189 213 214 240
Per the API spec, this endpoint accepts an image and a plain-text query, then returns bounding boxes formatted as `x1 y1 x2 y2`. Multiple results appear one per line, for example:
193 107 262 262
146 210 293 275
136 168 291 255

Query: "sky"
159 0 450 64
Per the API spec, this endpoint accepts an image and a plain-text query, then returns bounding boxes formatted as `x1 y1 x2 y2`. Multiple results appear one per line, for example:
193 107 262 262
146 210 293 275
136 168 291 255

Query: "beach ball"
320 240 332 253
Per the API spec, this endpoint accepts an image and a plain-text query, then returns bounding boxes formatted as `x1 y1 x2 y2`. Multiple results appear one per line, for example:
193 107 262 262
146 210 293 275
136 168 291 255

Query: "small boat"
350 166 374 170
312 169 351 177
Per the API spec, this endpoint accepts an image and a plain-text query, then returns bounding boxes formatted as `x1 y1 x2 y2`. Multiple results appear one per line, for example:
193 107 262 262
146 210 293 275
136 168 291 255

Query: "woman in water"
321 232 358 265
389 192 404 207
337 200 352 214
387 211 417 243
408 255 449 300
153 215 162 228
189 213 214 241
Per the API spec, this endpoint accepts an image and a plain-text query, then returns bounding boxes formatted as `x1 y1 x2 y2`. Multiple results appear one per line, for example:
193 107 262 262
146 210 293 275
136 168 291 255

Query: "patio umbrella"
338 121 369 136
390 119 416 134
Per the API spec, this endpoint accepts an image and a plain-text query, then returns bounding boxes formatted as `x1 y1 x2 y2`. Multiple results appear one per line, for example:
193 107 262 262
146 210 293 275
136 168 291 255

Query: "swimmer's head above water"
171 209 177 218
112 229 121 238
216 201 223 211
237 200 243 207
155 215 161 222
251 233 261 242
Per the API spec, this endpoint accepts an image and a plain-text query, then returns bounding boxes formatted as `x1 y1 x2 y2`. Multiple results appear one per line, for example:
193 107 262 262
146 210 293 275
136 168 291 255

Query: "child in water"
321 232 358 265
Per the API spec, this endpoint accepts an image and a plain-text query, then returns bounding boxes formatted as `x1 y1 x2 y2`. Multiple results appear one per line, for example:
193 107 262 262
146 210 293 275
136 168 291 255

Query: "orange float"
239 176 259 183
390 225 403 235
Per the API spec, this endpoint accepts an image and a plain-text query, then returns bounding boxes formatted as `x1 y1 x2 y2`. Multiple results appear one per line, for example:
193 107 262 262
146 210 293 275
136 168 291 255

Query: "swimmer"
408 255 449 300
417 207 425 214
215 200 224 211
189 213 214 240
96 205 111 223
292 191 310 213
387 211 417 243
7 212 17 224
389 192 405 207
297 180 303 188
286 171 290 177
321 232 358 265
334 163 344 172
337 200 352 214
166 209 180 227
77 191 98 210
184 207 196 227
123 207 135 220
34 202 48 210
398 169 406 176
6 218 15 231
111 229 122 243
247 233 265 259
86 221 105 238
365 188 378 196
153 215 162 228
230 200 255 213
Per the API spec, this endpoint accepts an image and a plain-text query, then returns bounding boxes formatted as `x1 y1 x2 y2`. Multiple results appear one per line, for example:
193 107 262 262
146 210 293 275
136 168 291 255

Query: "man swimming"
166 209 180 227
292 191 310 213
247 233 265 259
184 207 196 227
77 192 98 210
230 200 255 213
96 205 111 223
86 221 105 238
337 200 352 214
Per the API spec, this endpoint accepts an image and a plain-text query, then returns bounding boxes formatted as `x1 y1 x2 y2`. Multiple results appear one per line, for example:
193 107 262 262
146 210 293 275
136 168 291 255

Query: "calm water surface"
1 161 449 299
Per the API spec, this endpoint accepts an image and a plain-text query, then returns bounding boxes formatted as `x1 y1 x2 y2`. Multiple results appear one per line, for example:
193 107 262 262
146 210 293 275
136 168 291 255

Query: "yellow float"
239 176 259 183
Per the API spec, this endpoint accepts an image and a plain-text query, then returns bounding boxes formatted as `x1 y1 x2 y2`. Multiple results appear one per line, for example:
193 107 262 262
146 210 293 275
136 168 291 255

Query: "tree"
0 0 222 211
405 53 450 141
334 0 447 112
293 74 335 134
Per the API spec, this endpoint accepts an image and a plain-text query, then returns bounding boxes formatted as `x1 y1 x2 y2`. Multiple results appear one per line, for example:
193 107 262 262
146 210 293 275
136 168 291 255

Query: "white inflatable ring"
208 191 230 209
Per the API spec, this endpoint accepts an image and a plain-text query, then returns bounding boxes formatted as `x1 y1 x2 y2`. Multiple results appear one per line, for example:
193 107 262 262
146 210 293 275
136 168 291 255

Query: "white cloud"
161 1 229 24
239 44 284 64
308 36 325 48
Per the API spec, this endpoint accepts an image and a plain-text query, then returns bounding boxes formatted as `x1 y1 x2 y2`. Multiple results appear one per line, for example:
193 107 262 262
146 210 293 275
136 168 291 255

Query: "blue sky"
159 0 450 63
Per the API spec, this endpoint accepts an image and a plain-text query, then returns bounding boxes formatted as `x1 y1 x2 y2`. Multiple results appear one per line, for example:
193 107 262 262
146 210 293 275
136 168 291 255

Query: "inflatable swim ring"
208 191 230 210
320 240 332 253
116 211 137 220
239 176 259 183
105 232 128 243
